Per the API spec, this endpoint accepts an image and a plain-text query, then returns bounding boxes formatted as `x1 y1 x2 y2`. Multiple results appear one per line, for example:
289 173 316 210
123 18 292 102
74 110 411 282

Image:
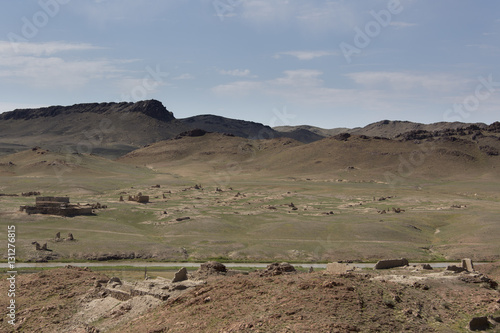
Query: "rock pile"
260 262 296 276
199 261 227 275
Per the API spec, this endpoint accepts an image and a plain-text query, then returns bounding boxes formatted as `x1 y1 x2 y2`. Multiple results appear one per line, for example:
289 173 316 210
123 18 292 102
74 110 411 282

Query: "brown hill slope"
259 135 500 181
0 146 151 178
274 124 352 137
275 120 493 140
118 132 303 177
119 128 500 182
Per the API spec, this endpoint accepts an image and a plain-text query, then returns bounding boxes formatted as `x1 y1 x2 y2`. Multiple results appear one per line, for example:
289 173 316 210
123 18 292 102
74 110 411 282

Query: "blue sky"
0 0 499 128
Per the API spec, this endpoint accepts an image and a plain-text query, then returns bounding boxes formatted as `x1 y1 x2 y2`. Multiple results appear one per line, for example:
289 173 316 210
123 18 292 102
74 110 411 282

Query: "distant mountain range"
0 99 497 158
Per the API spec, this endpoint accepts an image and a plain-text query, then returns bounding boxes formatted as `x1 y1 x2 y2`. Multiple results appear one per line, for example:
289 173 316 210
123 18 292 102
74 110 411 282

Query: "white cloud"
211 69 490 119
71 0 178 25
238 1 360 33
389 21 417 29
0 41 129 89
212 69 323 96
274 50 337 60
268 69 323 87
345 71 470 92
219 69 254 77
211 81 262 96
466 43 499 51
174 73 194 80
0 56 126 89
240 0 293 24
0 41 102 56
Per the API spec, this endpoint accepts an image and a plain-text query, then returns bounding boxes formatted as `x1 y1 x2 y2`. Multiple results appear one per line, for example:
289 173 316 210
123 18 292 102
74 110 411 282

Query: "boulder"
193 261 228 278
108 277 122 288
415 264 433 270
200 261 227 273
172 267 188 283
261 262 296 276
374 258 409 269
468 316 490 331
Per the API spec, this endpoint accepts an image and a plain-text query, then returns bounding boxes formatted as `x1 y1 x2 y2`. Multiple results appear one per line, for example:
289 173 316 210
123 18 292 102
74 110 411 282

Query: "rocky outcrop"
172 267 188 283
333 133 351 141
175 129 210 139
0 100 174 122
101 276 204 302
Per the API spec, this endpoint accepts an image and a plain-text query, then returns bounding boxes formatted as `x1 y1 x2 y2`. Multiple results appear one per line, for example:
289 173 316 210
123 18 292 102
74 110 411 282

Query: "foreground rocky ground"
1 262 499 332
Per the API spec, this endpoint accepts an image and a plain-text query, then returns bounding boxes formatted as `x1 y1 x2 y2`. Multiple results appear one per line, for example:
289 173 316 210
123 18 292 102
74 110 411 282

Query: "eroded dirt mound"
477 262 500 283
259 262 297 276
112 269 500 333
191 261 228 279
0 266 109 333
2 264 499 332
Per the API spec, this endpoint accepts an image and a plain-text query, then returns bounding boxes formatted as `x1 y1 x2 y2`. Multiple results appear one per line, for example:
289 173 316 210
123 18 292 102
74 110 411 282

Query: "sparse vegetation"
1 104 500 331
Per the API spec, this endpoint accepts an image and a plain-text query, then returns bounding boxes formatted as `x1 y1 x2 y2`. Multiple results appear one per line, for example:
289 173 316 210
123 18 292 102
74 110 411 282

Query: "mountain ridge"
0 99 498 159
0 99 175 122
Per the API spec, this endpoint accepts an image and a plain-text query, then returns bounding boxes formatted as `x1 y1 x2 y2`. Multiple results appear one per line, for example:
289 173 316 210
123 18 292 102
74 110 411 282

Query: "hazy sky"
0 0 499 128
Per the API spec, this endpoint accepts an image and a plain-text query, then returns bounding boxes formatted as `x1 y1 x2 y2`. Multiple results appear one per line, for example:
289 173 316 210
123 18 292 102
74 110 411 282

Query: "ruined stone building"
20 197 94 217
128 193 149 203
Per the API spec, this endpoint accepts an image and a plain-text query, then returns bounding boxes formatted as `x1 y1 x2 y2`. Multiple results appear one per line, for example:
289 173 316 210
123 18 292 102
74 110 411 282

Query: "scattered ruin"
22 191 41 196
128 192 149 203
32 241 49 251
98 274 205 302
326 262 356 275
20 197 94 217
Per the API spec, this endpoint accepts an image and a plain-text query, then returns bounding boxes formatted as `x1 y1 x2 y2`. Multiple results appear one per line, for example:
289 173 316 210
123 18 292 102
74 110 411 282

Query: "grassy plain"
1 149 499 263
